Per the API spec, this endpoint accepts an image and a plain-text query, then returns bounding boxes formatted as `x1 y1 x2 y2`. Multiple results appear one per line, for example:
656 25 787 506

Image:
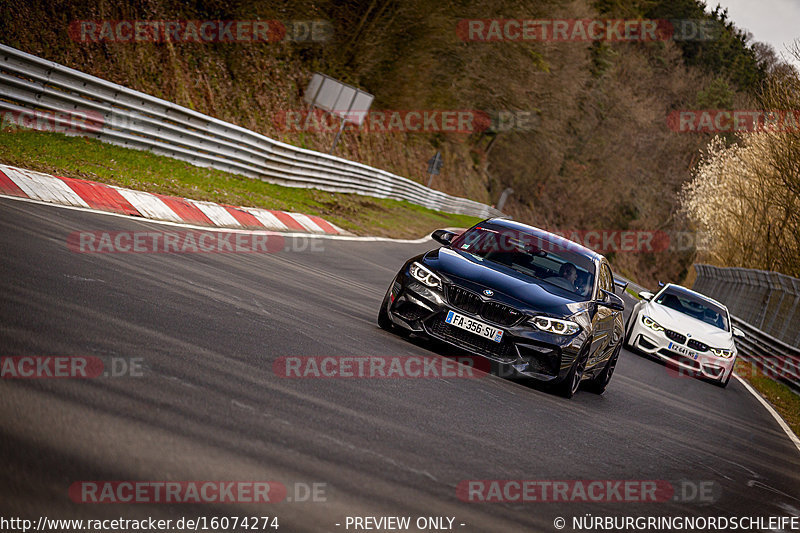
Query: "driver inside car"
546 262 580 292
560 262 578 285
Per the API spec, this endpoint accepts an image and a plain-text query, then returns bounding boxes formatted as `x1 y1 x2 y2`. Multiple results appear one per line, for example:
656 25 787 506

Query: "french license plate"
668 341 699 360
445 310 504 343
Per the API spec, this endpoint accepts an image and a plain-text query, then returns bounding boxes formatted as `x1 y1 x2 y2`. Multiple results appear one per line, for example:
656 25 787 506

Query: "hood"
422 248 588 316
645 301 733 347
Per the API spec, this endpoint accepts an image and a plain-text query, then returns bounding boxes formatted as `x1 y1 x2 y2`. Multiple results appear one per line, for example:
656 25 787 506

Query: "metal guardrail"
693 264 800 391
728 317 800 390
0 44 503 219
693 264 800 346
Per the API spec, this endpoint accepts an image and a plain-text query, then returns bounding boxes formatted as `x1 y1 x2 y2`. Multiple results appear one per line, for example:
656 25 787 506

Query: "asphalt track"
1 196 799 532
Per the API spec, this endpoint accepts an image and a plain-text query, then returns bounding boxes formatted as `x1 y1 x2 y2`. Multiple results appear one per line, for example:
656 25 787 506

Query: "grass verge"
735 359 800 439
0 128 481 238
625 287 642 300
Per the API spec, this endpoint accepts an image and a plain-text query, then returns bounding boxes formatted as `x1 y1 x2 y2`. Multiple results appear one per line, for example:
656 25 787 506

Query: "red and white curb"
0 164 346 235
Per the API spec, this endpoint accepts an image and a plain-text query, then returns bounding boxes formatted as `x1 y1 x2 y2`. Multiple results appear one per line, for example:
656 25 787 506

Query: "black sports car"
378 218 626 398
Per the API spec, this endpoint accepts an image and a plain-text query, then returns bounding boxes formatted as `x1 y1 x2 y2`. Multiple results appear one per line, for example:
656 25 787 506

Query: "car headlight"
710 347 734 358
409 262 442 290
530 316 581 336
642 315 664 332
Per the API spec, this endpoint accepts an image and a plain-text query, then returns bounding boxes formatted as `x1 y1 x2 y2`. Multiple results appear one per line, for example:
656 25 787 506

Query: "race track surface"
1 197 799 532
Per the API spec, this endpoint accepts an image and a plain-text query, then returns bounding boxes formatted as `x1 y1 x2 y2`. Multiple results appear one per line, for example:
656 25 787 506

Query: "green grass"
735 359 800 439
0 128 481 238
625 287 642 300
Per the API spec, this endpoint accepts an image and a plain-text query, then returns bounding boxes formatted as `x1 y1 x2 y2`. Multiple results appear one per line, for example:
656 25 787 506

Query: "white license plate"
445 310 504 343
668 341 699 360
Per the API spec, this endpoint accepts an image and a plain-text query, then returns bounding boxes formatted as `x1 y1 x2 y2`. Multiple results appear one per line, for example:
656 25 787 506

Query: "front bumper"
628 316 735 382
383 275 585 382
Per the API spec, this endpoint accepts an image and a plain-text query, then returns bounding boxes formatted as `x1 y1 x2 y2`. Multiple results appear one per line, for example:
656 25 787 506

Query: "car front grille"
687 339 708 352
446 286 522 326
664 329 687 344
447 286 482 314
427 317 516 362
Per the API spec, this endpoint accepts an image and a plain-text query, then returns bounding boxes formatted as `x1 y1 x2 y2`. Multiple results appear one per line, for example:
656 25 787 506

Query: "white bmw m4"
624 283 744 387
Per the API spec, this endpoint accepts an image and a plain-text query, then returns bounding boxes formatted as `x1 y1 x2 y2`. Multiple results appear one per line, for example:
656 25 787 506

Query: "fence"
0 44 502 219
693 264 800 390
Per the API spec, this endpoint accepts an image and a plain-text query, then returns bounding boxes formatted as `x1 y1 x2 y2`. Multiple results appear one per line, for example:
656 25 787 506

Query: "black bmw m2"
378 218 625 398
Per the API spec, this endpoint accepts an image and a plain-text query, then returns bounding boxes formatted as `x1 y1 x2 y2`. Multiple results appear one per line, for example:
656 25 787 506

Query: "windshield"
654 288 730 331
451 224 595 299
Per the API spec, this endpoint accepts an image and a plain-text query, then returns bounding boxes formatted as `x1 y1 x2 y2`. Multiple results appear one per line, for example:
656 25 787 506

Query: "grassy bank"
735 359 800 439
0 128 480 238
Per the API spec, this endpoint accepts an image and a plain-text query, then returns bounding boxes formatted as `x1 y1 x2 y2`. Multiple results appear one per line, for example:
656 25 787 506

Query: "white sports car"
624 283 744 387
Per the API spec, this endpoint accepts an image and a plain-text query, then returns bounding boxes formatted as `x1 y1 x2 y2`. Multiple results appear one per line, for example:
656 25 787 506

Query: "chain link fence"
693 264 800 347
693 264 800 389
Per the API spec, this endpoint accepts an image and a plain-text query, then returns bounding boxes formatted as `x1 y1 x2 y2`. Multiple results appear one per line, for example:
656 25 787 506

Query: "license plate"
445 310 504 343
668 341 699 360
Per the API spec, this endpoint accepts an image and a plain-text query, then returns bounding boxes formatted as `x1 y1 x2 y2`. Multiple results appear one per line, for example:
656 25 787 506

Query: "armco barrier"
693 264 800 390
0 44 502 219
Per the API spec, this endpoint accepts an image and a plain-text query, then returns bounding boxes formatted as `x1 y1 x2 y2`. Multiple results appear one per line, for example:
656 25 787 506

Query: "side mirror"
599 289 625 311
431 229 456 246
613 277 628 295
638 291 654 301
732 327 745 339
657 281 665 288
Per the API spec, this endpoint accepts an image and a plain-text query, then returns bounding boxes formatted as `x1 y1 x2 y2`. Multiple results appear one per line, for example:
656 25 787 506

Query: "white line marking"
734 374 800 455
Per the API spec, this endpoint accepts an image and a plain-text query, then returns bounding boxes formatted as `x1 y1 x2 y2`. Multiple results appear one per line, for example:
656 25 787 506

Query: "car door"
589 262 617 368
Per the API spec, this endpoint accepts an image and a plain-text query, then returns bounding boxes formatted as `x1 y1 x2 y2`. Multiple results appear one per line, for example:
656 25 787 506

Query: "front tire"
586 343 621 395
715 368 733 388
377 287 394 331
557 351 588 399
623 311 637 351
